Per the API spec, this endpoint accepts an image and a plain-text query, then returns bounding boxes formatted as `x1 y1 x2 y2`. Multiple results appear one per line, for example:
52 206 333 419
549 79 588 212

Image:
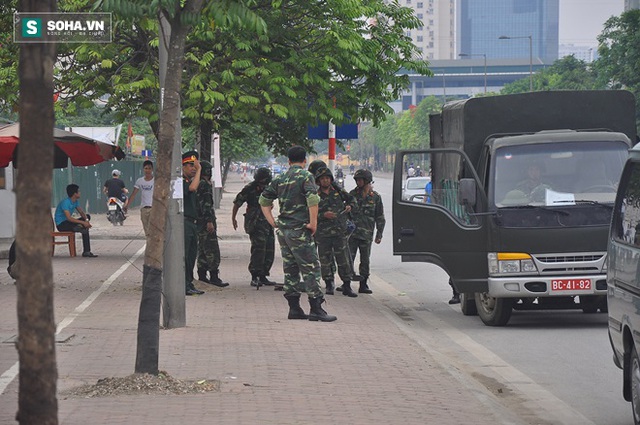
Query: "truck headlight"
488 253 537 275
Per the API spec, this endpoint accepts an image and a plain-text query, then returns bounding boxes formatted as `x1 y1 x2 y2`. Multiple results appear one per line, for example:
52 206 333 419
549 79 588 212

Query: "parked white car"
402 176 430 201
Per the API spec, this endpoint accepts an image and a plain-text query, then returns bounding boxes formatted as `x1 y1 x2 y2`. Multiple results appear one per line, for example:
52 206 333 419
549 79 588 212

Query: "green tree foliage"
46 0 431 158
357 95 442 168
501 55 602 94
594 9 640 128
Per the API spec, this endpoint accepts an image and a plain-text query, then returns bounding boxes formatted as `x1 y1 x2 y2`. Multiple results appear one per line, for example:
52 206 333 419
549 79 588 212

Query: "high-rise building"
457 0 559 63
626 0 640 11
398 0 456 60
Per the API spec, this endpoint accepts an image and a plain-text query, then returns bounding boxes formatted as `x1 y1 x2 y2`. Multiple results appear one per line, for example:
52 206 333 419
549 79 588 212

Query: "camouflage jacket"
234 181 269 233
349 187 385 241
259 165 320 230
196 179 217 224
317 186 350 238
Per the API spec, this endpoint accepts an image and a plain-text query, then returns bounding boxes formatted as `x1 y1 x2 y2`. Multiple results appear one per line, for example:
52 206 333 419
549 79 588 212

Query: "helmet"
200 160 213 177
354 169 372 183
308 159 327 176
314 166 333 182
254 167 272 184
112 169 121 177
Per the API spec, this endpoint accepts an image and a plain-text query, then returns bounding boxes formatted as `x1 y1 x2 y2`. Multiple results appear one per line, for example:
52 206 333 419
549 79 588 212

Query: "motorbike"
335 175 345 189
107 197 126 226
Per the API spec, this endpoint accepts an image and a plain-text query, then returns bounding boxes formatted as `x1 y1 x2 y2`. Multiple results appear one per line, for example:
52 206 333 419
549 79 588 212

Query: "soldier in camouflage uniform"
196 160 229 288
314 167 358 297
182 151 204 296
232 167 276 287
308 160 359 284
259 146 336 322
346 169 385 294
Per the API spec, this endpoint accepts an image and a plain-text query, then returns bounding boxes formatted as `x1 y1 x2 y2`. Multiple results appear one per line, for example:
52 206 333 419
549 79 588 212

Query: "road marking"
0 245 146 395
370 274 596 425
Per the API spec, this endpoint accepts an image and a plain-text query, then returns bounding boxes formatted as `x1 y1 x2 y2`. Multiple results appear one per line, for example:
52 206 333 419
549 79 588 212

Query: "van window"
613 163 640 246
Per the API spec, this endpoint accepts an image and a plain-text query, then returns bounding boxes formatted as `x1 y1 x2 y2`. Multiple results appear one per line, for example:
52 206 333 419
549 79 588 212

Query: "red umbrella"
0 123 125 168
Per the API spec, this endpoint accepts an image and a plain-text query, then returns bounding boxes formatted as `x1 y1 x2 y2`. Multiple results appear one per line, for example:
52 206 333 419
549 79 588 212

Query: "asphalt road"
345 172 630 425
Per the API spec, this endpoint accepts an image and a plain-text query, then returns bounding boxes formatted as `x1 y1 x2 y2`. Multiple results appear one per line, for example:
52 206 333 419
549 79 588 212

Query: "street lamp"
499 35 533 92
459 53 487 94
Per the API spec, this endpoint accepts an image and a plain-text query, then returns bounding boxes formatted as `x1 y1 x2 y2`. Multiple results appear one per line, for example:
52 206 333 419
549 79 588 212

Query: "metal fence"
52 160 145 214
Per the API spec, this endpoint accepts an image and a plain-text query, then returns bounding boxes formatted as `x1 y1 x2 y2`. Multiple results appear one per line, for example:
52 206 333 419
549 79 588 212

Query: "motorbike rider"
103 169 129 209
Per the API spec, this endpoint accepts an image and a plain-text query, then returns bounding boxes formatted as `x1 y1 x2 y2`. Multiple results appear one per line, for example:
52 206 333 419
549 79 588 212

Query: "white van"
608 142 640 425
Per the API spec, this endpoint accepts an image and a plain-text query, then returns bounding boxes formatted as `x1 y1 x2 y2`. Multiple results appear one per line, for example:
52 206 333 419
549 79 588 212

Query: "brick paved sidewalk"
0 173 515 425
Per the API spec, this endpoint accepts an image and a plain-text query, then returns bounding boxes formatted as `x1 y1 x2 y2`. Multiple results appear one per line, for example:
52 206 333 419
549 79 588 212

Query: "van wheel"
475 292 513 326
630 345 640 425
460 293 478 316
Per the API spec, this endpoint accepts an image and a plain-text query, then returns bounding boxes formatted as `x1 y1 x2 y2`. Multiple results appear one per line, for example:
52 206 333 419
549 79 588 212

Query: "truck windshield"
493 141 628 209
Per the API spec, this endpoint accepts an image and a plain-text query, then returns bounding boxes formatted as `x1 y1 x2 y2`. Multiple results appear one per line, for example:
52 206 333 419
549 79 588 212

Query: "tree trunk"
199 121 213 161
135 2 204 374
15 1 58 424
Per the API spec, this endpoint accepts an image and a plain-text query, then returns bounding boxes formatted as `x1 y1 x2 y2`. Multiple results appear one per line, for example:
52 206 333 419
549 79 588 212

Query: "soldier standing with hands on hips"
182 151 204 296
259 146 337 322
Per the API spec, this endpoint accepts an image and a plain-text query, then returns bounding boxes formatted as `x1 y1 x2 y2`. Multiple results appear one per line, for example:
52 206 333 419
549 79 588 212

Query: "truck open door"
393 149 488 298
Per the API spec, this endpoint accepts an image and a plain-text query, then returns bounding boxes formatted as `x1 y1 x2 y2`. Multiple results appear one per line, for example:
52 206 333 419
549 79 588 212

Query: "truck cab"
393 91 636 326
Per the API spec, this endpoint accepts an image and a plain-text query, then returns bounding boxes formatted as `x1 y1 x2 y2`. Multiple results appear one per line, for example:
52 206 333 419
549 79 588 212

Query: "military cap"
254 167 272 184
200 160 212 176
354 169 373 183
308 159 327 176
182 150 199 164
315 166 333 182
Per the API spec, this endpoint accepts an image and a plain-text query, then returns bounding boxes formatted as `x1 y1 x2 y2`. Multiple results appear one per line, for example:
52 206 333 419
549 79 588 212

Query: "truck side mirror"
458 178 476 207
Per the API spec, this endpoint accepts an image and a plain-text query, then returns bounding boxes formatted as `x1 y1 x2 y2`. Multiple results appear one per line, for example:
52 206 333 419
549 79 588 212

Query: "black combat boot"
341 281 358 298
284 293 308 320
197 268 210 284
358 277 373 294
209 270 229 288
325 280 335 295
250 273 259 287
308 296 337 322
259 276 276 286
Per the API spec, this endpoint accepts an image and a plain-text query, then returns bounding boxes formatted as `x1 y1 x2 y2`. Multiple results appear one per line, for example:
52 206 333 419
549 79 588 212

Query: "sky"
559 0 625 46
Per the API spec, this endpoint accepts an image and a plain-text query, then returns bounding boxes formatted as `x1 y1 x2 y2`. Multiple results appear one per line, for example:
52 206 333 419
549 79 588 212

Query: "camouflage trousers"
275 227 323 298
316 235 352 282
349 237 372 278
248 225 275 277
197 226 221 272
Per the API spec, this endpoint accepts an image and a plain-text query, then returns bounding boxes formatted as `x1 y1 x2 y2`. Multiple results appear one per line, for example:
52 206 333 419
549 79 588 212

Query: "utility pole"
159 13 186 328
459 53 487 94
328 97 337 173
499 35 533 92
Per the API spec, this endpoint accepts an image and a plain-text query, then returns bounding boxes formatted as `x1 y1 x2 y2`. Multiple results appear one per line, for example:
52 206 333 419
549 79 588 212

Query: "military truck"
393 90 636 326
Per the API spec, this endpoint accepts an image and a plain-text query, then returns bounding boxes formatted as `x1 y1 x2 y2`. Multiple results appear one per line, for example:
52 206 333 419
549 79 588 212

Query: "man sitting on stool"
54 184 97 258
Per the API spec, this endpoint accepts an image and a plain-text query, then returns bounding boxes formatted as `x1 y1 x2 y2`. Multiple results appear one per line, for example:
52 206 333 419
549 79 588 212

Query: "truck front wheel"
475 293 513 326
460 293 478 316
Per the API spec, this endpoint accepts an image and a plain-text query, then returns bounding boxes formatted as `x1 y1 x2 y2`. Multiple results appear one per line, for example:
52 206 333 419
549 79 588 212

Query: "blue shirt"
55 197 78 225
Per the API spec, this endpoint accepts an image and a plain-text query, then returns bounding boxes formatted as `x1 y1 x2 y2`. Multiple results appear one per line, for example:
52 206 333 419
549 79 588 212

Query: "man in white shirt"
126 160 154 236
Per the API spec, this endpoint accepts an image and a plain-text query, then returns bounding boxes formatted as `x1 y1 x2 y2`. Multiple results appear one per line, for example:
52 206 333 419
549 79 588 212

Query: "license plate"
108 205 117 211
551 279 592 291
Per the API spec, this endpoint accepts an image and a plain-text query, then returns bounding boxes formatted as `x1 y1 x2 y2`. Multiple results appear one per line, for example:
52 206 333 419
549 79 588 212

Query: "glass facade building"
458 0 559 62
